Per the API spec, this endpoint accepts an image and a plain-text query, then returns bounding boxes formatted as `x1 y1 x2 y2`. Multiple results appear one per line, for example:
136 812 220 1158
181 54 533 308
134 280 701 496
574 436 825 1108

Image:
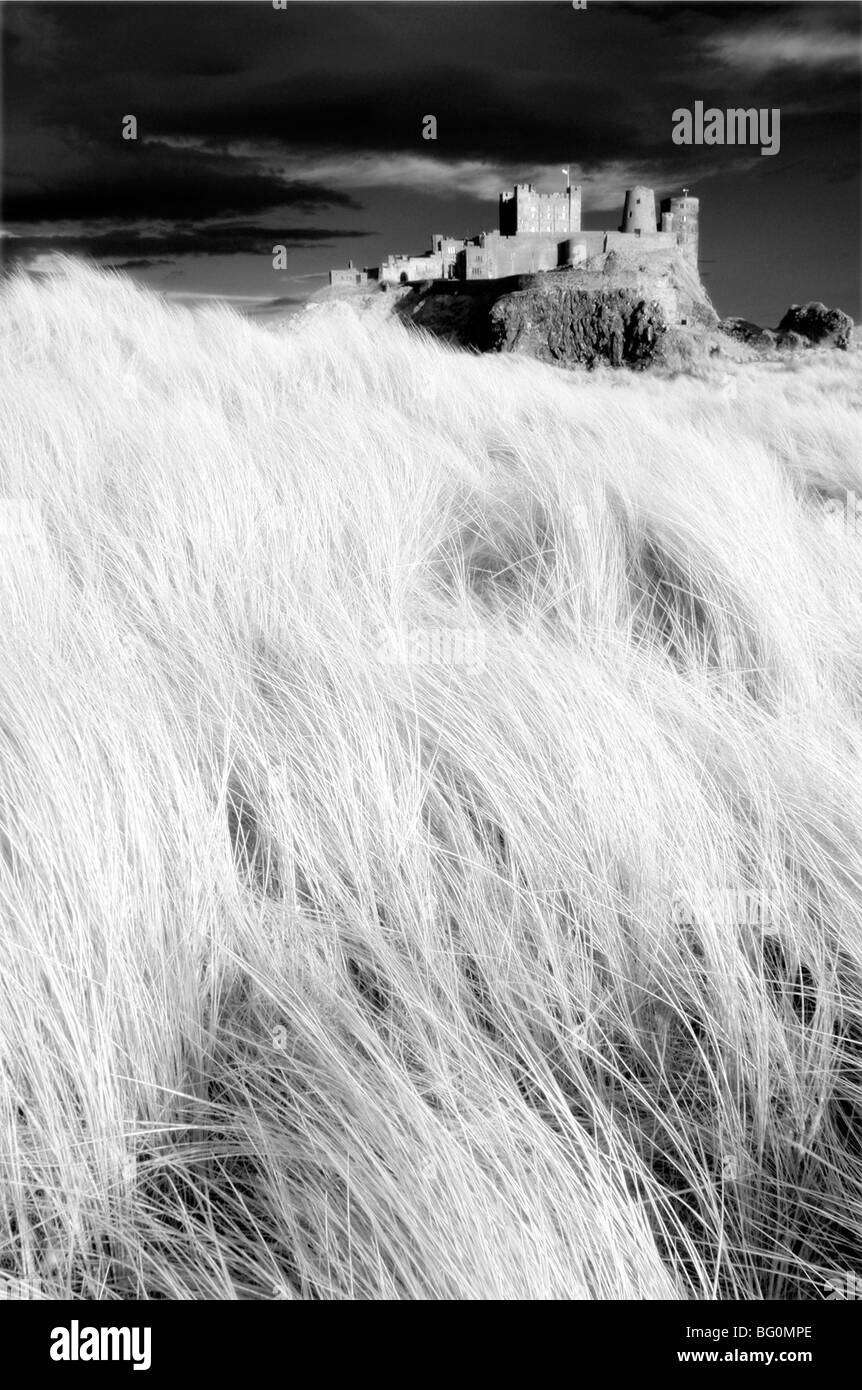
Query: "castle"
329 180 699 288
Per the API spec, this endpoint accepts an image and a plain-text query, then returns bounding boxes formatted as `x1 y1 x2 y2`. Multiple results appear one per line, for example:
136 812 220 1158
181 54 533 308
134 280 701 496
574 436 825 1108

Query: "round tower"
620 186 657 236
666 191 699 264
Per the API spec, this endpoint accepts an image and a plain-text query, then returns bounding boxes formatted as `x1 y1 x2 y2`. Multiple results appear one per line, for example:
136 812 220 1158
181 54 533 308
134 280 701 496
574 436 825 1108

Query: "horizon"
1 1 859 324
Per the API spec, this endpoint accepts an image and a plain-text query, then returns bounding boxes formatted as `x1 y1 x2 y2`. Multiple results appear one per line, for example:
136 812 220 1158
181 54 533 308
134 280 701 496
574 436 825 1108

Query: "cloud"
200 146 522 202
2 141 362 225
215 146 730 214
704 17 859 74
1 222 372 270
3 4 647 170
157 142 644 211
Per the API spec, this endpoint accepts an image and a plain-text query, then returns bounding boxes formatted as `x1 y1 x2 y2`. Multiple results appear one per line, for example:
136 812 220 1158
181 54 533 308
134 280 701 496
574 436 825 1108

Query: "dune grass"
0 259 861 1299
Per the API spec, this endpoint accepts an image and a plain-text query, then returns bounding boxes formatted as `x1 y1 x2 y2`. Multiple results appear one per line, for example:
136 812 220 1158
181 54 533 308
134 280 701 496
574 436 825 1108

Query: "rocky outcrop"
776 302 853 350
720 318 774 348
775 329 808 352
719 302 854 355
489 285 667 368
393 246 718 369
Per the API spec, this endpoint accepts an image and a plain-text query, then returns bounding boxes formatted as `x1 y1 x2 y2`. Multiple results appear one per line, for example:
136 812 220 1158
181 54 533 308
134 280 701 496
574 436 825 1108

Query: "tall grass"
0 259 861 1299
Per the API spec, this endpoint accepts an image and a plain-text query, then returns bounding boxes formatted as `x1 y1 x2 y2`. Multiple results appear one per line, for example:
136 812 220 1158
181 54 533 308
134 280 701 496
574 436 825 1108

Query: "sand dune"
0 261 861 1299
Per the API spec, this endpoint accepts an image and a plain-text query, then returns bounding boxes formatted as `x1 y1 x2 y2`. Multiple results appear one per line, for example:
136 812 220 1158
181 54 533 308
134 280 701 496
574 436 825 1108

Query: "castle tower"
660 191 699 264
620 186 658 236
499 180 581 237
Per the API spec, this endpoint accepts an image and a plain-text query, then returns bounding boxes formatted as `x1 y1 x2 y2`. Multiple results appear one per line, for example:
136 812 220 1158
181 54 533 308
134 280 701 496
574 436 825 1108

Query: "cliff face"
489 284 665 368
393 280 500 351
394 246 718 369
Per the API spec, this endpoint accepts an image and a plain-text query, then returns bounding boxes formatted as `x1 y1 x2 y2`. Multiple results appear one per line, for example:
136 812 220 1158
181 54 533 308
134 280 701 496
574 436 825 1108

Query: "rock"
776 302 853 350
719 318 764 344
719 318 780 350
489 285 666 368
392 246 717 370
395 282 501 350
720 306 854 355
775 330 808 351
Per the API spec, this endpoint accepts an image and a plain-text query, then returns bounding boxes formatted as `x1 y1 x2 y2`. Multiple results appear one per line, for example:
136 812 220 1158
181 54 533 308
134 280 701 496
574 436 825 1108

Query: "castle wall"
380 253 444 285
464 232 574 280
431 235 466 277
604 230 676 257
462 223 680 282
564 231 607 261
461 244 491 280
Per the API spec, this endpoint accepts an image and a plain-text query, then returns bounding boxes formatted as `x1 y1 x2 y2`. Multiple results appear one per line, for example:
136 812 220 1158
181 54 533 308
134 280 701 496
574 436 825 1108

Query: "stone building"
328 259 371 288
461 183 699 279
431 235 467 278
461 232 564 280
498 181 582 236
619 186 658 237
659 192 699 264
330 182 700 287
379 251 444 285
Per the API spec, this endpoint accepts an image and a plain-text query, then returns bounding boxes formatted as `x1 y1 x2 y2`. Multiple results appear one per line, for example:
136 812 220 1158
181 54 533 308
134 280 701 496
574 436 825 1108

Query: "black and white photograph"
1 0 861 1333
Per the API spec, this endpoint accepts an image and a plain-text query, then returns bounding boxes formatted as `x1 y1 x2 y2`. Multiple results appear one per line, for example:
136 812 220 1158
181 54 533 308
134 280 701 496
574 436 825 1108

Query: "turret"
660 190 699 264
620 186 657 236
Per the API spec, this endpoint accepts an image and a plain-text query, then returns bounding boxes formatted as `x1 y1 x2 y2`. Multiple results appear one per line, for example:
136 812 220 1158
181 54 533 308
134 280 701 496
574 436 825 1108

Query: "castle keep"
499 182 581 237
329 180 699 287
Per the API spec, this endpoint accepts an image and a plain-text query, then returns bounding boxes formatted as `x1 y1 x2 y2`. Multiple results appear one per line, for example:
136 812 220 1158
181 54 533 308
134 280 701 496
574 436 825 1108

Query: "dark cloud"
148 74 642 168
3 142 361 224
1 221 372 267
4 3 858 182
5 2 857 168
182 57 246 80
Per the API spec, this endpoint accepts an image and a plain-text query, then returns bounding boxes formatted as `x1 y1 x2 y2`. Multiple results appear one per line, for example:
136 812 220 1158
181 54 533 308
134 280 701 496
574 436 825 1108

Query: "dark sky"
2 1 859 323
